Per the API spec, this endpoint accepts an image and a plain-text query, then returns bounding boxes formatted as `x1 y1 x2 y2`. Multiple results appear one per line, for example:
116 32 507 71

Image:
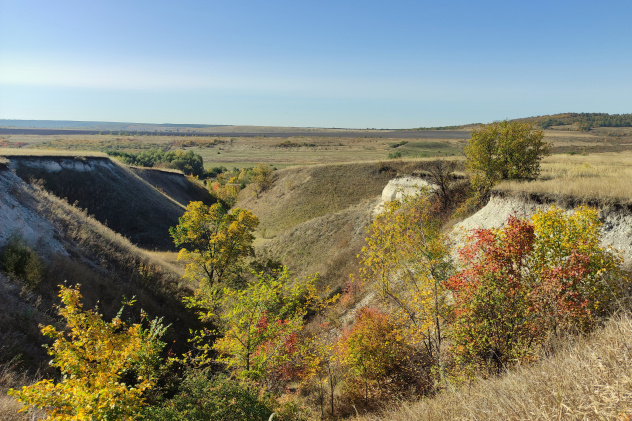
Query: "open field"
496 151 632 203
3 124 632 169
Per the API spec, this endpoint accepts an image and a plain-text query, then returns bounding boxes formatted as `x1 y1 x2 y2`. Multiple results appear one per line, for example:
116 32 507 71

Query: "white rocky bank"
377 177 632 268
454 194 632 268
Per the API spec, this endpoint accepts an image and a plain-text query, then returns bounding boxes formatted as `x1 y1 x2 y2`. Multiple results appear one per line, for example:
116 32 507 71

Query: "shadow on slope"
0 166 198 370
130 166 216 208
6 155 214 250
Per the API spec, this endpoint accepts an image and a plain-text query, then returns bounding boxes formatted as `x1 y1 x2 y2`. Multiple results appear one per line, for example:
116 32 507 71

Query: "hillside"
234 159 456 290
130 166 215 208
355 312 632 420
3 145 632 420
0 163 198 369
2 153 215 250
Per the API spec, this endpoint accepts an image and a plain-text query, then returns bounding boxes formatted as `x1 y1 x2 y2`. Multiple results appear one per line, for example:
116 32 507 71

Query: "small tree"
207 268 316 390
251 164 274 198
358 193 451 377
465 120 549 194
9 284 166 420
169 202 259 294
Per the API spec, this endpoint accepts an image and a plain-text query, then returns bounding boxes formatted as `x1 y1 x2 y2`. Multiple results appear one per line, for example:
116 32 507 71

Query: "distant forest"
410 113 632 132
519 113 632 131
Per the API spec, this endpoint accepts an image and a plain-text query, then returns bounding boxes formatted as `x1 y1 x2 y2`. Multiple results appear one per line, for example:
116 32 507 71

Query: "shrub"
0 235 44 289
337 307 429 405
8 284 167 420
142 369 274 421
446 205 625 373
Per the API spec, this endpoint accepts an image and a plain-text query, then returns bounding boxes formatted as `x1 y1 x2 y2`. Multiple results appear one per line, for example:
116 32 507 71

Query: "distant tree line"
108 149 206 177
533 113 632 131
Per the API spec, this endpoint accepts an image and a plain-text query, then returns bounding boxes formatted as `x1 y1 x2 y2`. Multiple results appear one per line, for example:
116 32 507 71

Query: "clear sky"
1 0 630 128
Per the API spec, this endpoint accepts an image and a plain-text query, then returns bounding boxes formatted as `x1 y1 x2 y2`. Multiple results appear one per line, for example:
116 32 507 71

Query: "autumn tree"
9 284 166 420
465 120 549 195
169 201 259 295
186 267 316 392
251 163 274 198
337 307 424 405
358 193 451 379
446 205 624 372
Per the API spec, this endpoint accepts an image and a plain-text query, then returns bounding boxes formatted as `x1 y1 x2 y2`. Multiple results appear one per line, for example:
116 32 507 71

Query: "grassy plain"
3 125 632 169
496 151 632 203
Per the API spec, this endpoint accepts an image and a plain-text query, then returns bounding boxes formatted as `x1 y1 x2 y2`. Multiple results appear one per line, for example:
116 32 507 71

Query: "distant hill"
514 112 632 130
408 112 632 131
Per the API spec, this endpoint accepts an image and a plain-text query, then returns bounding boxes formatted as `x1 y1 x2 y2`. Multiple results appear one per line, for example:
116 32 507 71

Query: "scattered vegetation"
0 235 44 289
4 120 632 420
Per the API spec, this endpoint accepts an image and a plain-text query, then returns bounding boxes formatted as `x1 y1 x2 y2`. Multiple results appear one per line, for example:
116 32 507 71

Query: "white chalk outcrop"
381 176 435 202
0 170 66 256
452 193 632 268
374 176 436 215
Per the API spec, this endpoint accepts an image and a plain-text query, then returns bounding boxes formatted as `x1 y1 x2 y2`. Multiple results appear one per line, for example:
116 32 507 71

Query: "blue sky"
1 0 630 128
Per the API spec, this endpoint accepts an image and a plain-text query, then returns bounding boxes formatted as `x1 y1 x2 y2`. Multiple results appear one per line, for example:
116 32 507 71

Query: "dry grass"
496 152 632 203
257 199 378 292
0 360 42 421
355 312 632 421
237 159 453 237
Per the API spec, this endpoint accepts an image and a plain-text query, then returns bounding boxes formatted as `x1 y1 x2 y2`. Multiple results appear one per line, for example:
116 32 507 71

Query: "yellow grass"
355 312 632 421
496 152 632 202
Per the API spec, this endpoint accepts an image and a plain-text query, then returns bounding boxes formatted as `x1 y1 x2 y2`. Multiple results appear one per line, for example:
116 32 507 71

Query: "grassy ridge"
236 160 444 237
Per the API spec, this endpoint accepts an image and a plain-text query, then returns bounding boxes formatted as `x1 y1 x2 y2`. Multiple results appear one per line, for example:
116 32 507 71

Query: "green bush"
108 149 206 178
0 235 44 288
142 370 274 421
